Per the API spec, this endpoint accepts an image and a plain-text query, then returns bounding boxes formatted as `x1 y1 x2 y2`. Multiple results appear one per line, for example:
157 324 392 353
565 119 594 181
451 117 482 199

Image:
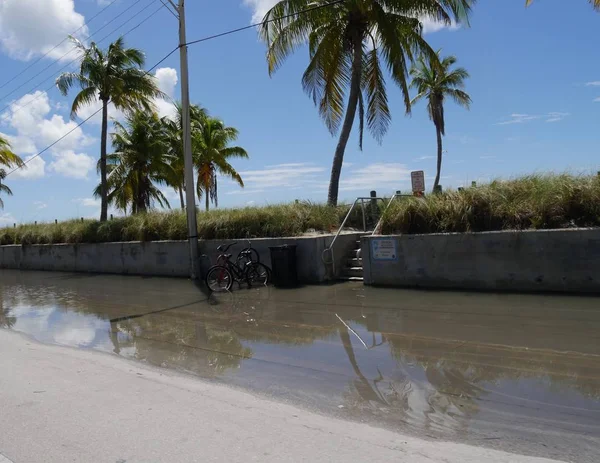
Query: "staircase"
339 239 364 281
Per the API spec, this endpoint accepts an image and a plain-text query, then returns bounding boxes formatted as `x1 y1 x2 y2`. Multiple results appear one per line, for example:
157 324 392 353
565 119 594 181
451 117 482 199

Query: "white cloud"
413 155 435 162
496 112 569 125
419 16 460 34
585 81 600 86
33 201 47 210
226 188 266 195
10 155 46 180
153 68 178 120
479 155 496 160
594 97 600 103
545 112 570 123
73 197 100 207
243 0 277 23
339 163 411 192
238 163 326 189
0 213 16 226
48 150 95 179
0 0 87 61
1 91 95 179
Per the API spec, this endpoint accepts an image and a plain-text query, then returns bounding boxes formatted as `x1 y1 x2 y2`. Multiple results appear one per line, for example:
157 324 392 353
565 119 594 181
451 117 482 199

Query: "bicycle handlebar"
216 242 237 253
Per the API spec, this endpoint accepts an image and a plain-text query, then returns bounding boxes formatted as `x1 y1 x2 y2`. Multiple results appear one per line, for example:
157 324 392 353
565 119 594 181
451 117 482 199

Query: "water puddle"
1 270 599 461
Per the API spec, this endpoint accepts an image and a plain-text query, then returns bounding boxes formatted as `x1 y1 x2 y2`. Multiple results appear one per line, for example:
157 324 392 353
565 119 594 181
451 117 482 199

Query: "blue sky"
0 0 598 224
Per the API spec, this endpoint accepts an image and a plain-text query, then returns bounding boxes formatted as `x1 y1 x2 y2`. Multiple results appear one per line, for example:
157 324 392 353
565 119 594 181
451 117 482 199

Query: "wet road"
1 270 599 462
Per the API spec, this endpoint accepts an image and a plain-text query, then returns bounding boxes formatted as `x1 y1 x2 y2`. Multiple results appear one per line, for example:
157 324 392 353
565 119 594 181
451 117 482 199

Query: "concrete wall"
0 233 362 283
362 229 600 293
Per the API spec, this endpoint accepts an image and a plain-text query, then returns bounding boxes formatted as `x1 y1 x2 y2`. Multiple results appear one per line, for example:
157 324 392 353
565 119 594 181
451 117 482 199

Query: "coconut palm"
162 103 208 209
192 117 248 211
0 136 24 209
526 0 600 10
94 111 174 214
410 51 471 192
56 36 164 221
261 0 474 206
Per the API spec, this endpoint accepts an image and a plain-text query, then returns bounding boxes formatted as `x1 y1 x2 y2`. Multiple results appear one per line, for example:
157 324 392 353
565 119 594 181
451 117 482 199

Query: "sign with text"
371 238 398 261
411 170 425 193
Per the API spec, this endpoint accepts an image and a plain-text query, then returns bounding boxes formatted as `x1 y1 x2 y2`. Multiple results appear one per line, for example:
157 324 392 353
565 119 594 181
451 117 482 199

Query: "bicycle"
205 242 270 292
235 239 273 279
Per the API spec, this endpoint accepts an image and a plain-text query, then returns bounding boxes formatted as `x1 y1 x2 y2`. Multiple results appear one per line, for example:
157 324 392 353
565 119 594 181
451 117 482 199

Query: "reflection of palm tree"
339 327 387 405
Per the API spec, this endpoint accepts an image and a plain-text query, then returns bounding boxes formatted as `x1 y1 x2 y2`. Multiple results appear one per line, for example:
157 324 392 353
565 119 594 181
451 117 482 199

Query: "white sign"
411 170 425 193
371 238 398 261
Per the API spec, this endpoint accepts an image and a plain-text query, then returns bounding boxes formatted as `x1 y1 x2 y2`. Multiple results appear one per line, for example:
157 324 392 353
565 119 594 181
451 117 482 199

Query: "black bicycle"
205 243 270 292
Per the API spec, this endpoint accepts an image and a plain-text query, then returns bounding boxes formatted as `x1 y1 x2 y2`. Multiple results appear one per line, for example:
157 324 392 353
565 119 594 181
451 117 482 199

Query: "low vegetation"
2 174 599 245
381 174 600 234
0 202 362 245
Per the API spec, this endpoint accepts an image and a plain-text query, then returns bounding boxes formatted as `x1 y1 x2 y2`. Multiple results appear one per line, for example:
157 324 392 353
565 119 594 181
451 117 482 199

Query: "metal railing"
322 193 414 276
322 196 386 274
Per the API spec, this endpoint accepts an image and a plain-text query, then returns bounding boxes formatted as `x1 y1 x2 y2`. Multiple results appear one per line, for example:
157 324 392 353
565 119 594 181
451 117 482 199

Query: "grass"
2 174 598 245
0 202 364 245
381 174 600 234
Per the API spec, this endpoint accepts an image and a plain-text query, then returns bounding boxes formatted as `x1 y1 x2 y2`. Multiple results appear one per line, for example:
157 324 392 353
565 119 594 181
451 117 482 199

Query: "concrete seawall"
362 229 600 293
0 234 361 283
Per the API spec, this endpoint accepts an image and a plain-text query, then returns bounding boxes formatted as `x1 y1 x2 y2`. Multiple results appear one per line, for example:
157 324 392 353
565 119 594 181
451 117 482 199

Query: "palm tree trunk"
433 124 443 192
205 190 209 212
100 99 109 221
327 36 363 207
178 186 185 210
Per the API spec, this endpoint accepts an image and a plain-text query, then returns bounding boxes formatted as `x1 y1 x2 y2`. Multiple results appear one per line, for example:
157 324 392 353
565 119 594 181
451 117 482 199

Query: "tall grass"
381 174 600 234
0 202 363 245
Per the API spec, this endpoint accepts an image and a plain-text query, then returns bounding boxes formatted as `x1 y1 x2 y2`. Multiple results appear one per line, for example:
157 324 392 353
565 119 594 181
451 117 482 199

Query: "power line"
4 45 180 179
0 0 152 106
0 0 122 92
0 0 165 118
4 0 346 178
185 0 345 46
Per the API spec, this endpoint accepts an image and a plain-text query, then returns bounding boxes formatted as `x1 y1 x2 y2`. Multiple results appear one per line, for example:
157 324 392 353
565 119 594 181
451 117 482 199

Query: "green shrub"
381 174 600 234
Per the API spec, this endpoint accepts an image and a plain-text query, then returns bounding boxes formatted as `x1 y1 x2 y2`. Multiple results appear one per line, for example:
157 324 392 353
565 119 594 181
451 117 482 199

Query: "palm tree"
526 0 600 10
0 136 24 209
261 0 474 206
56 36 164 221
192 117 248 211
162 103 208 209
410 51 471 192
95 111 174 214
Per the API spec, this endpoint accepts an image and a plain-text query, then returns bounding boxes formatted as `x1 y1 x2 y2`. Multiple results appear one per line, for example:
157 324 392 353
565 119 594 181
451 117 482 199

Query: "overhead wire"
0 0 122 92
1 0 165 118
0 0 152 107
4 0 346 179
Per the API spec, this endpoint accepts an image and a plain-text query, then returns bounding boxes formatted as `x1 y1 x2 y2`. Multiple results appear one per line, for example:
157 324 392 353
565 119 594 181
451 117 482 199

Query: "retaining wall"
0 233 361 283
362 229 600 293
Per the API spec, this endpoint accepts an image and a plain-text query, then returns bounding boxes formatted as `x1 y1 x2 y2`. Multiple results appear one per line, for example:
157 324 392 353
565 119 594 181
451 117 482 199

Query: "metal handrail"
371 193 412 236
322 196 386 274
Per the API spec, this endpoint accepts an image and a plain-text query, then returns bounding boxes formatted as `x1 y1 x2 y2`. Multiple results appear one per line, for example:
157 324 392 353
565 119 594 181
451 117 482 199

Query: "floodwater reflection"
1 270 599 461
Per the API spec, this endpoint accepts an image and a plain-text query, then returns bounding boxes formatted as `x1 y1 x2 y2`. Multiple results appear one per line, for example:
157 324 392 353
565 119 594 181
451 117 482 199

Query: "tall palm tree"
162 103 208 209
0 136 24 209
56 36 164 221
410 51 471 192
95 111 174 214
192 117 248 211
526 0 600 10
261 0 474 206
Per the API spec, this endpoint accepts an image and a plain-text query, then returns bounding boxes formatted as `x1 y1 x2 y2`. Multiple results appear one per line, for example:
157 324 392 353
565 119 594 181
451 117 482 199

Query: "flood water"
1 269 599 462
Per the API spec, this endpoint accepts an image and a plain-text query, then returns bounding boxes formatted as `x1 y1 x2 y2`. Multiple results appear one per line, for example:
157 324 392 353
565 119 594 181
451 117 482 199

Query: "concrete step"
348 249 362 258
342 266 363 278
338 276 364 282
347 257 362 267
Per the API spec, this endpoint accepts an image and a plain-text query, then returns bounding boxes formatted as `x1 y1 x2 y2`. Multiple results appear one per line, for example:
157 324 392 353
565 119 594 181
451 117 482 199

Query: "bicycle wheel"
245 262 270 287
205 265 233 292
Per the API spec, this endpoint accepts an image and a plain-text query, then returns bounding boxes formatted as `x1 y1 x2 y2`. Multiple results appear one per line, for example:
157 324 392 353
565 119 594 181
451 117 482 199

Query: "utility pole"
171 0 200 279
